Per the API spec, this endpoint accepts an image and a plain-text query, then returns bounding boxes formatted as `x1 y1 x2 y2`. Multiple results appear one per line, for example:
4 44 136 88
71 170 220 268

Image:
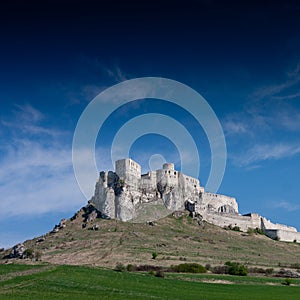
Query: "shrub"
172 263 207 274
284 278 292 286
148 270 155 276
290 263 300 269
135 265 162 272
152 252 158 259
114 263 126 272
155 270 165 278
23 248 34 259
205 263 211 271
212 265 228 274
126 264 135 272
35 251 42 261
247 227 265 235
232 226 241 232
265 268 274 275
225 261 247 276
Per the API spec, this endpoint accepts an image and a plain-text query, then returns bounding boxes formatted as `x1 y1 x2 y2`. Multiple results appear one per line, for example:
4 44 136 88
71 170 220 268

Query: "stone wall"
198 192 238 214
201 212 261 232
261 217 297 232
265 229 300 242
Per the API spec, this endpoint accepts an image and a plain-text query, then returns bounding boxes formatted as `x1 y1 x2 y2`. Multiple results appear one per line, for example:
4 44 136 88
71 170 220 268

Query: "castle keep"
92 158 300 243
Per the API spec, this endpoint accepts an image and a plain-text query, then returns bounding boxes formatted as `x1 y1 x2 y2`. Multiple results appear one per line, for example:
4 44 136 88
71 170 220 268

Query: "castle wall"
265 229 300 242
261 217 297 232
199 192 238 214
141 171 157 190
202 212 261 232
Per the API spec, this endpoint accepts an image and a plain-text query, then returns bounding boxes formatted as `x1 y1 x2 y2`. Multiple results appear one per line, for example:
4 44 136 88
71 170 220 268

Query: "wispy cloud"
0 104 85 219
253 63 300 101
274 201 300 212
105 65 128 82
232 143 300 167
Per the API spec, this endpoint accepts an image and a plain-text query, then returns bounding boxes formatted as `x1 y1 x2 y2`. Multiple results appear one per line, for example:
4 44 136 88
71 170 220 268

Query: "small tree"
284 278 292 286
225 261 247 276
155 270 165 278
114 263 126 272
152 252 158 259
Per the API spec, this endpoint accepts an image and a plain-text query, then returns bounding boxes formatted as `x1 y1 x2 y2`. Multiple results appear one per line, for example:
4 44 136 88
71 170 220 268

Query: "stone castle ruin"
91 158 300 243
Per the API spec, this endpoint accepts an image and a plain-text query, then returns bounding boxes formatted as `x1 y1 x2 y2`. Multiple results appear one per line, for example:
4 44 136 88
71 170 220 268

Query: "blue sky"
1 0 300 248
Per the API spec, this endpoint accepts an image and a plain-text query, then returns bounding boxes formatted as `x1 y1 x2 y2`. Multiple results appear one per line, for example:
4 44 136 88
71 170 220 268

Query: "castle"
92 158 300 243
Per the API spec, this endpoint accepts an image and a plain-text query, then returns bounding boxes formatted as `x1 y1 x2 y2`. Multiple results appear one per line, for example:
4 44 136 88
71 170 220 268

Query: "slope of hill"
2 205 300 269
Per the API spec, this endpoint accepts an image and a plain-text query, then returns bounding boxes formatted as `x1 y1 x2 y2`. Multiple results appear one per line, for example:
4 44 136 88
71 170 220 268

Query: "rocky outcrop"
9 243 26 258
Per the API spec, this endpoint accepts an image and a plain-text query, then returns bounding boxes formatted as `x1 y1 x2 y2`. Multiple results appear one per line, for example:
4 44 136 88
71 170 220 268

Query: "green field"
0 264 299 299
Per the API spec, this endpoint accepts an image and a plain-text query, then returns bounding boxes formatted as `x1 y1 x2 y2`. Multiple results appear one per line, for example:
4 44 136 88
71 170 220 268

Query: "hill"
2 205 300 270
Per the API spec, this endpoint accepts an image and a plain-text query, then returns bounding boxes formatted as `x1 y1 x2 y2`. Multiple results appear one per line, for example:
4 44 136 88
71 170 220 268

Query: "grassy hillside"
3 208 300 269
0 264 300 300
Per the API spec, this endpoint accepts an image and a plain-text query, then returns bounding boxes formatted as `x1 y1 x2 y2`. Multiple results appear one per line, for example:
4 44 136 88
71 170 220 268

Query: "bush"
172 263 207 274
232 226 241 232
152 252 158 259
225 261 247 276
224 225 241 232
23 248 34 259
283 278 292 286
155 270 165 278
126 264 135 272
135 265 162 272
148 270 155 276
290 263 300 269
247 227 265 235
205 263 211 271
265 268 274 275
114 263 126 272
247 267 273 275
212 265 228 274
35 251 42 261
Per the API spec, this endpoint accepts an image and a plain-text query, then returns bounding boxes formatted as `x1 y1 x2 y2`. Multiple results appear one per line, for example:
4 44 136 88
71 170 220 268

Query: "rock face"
9 243 26 258
91 158 300 243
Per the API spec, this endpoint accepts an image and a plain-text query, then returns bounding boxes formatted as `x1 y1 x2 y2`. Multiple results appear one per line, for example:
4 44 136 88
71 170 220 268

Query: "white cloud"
0 105 87 219
222 118 248 136
13 103 44 123
232 143 300 167
253 63 300 101
274 201 300 212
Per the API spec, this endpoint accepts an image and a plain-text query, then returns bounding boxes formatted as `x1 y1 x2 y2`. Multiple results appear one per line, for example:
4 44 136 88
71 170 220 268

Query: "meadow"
0 264 299 300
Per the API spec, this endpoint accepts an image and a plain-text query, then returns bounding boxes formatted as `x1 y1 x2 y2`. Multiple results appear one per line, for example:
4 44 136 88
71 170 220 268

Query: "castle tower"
163 163 174 170
115 158 141 188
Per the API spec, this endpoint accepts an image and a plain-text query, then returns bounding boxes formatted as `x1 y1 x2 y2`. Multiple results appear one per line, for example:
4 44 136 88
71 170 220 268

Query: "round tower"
163 163 174 170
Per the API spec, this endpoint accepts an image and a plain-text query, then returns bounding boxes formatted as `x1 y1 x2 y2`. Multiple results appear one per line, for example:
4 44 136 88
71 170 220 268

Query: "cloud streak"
0 104 85 219
232 143 300 167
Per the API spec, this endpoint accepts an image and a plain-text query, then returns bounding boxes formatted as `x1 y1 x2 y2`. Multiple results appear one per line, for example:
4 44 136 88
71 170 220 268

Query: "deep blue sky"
1 0 300 248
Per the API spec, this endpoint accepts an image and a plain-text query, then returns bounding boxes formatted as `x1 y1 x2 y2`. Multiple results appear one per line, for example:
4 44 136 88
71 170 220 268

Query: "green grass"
0 264 299 300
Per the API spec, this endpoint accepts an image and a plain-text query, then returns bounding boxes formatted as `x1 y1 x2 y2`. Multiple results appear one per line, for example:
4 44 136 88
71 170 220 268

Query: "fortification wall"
265 229 300 242
199 192 238 214
141 171 157 190
202 212 261 231
261 217 297 232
